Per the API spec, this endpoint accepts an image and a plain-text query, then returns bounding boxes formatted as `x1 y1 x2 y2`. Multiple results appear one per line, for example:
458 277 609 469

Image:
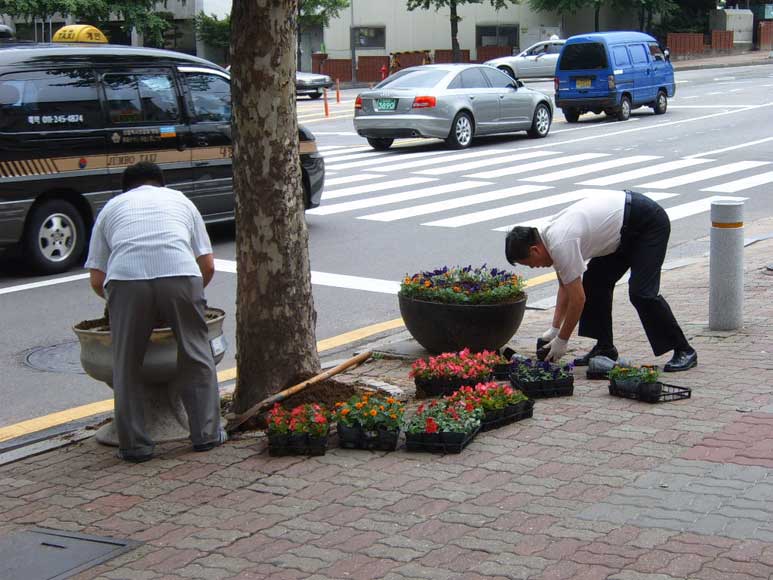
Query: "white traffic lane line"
686 136 773 159
579 158 713 187
0 273 89 295
520 155 660 183
639 161 770 189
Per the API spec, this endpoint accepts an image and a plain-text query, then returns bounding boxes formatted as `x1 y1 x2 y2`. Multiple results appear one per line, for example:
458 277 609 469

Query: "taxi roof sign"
52 25 108 44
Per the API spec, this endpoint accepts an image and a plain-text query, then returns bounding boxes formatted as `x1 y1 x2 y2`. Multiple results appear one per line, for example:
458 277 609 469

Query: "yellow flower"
390 413 397 420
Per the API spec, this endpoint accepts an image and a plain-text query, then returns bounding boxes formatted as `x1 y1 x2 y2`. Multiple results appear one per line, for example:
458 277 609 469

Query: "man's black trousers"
578 191 689 356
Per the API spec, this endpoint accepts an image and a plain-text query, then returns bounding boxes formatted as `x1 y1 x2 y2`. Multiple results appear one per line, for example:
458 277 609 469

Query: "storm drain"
24 341 85 374
0 528 138 579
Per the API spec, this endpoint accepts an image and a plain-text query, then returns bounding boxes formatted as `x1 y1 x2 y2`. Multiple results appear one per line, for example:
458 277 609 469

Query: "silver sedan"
484 39 566 79
353 64 553 150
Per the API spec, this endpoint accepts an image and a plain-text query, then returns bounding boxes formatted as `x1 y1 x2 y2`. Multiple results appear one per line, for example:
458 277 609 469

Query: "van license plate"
576 78 592 89
376 98 397 111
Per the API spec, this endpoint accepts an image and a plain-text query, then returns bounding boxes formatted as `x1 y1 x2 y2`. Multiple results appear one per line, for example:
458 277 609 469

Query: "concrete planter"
73 308 227 446
398 294 526 354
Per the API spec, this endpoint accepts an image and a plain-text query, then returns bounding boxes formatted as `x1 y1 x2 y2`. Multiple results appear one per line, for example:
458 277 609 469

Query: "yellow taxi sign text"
52 25 108 44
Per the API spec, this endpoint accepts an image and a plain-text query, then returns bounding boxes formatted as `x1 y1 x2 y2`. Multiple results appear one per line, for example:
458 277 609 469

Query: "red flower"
425 417 439 433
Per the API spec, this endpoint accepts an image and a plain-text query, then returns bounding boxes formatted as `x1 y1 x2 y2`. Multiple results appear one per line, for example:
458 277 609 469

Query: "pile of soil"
74 307 223 332
226 378 366 431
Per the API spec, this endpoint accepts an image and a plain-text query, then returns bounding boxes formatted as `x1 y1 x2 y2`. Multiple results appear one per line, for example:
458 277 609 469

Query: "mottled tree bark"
230 0 321 411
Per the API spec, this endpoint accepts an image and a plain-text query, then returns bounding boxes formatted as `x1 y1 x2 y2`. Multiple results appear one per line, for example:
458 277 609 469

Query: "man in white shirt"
86 162 225 462
505 190 697 372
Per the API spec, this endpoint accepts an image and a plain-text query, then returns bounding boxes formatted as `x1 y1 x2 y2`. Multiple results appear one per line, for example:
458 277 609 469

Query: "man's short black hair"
122 161 165 192
505 226 540 264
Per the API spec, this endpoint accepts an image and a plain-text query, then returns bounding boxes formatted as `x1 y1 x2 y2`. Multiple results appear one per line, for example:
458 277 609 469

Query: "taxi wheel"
446 111 474 149
24 199 86 274
367 138 394 151
527 103 552 138
617 95 632 121
654 90 667 115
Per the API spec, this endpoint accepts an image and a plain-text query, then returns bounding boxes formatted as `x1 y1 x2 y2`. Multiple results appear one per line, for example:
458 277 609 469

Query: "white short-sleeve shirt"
85 185 213 285
539 192 626 284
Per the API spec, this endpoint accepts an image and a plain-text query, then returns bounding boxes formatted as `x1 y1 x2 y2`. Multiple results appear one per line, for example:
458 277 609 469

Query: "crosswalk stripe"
327 149 450 171
701 170 773 193
323 177 435 200
497 192 680 231
359 185 553 222
317 145 352 152
325 173 385 187
578 158 713 186
521 155 660 183
665 195 748 221
308 181 490 216
320 145 379 158
322 150 394 163
423 188 615 228
369 148 509 173
468 153 610 180
638 161 770 189
415 150 559 176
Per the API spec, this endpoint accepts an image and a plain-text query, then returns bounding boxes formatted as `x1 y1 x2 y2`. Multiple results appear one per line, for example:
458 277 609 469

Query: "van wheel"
527 103 552 138
563 108 580 123
446 111 474 149
367 137 394 151
617 96 632 121
24 199 86 274
654 90 667 115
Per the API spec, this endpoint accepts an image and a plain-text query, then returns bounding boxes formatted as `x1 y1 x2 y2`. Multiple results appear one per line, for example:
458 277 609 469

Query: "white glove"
541 326 561 342
545 336 569 362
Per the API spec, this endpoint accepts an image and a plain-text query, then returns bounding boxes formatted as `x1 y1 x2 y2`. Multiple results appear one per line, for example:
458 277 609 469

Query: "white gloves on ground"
544 336 569 362
541 326 561 342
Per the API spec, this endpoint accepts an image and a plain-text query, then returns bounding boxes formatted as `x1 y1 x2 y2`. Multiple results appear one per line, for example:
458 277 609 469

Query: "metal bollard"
709 200 744 330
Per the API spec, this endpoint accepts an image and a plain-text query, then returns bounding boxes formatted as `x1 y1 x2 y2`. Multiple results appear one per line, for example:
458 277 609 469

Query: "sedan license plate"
376 98 397 111
576 78 592 89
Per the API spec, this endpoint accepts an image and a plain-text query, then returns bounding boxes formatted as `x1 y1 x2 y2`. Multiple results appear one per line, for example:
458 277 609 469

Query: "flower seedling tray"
267 432 328 456
414 376 490 398
608 380 691 404
481 399 534 432
337 424 399 451
491 364 513 381
586 369 610 380
405 426 480 454
511 376 574 398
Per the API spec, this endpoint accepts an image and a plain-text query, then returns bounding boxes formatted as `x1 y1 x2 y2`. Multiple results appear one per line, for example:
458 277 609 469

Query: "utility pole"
350 1 357 83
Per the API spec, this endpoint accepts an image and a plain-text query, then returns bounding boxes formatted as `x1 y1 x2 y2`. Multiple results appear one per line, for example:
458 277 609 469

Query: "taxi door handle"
196 136 209 146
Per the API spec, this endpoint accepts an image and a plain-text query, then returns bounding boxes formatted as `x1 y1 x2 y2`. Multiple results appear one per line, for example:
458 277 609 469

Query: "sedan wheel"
527 103 552 138
367 137 393 151
446 112 473 149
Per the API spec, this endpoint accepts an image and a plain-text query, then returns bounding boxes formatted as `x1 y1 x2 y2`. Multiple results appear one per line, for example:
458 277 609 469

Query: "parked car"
295 71 334 99
554 31 674 123
484 39 566 79
0 43 324 274
353 64 553 151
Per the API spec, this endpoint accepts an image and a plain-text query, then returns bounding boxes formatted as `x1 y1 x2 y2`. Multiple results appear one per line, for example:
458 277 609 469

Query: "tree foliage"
405 0 519 62
528 0 679 33
194 12 230 63
0 0 174 45
299 0 349 30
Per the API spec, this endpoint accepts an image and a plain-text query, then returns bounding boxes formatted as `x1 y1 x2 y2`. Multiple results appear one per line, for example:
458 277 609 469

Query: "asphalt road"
1 63 772 430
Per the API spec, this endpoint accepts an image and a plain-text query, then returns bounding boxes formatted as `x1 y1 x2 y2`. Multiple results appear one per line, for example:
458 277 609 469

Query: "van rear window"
558 43 609 71
0 70 100 132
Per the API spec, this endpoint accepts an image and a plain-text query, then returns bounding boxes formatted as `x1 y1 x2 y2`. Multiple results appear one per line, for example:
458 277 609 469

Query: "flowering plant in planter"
608 365 662 402
510 358 575 398
410 348 506 398
266 403 330 456
400 265 525 305
448 382 534 431
608 365 659 384
333 393 405 451
404 399 483 435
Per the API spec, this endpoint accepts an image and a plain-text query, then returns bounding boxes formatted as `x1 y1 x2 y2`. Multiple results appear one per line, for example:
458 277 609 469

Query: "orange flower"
424 280 431 287
341 408 350 416
355 402 364 409
386 397 395 404
369 409 378 416
390 413 397 420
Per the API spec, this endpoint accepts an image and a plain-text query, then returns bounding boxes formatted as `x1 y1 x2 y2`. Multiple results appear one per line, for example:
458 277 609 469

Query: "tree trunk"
297 1 303 71
450 1 461 63
639 6 645 31
230 0 321 413
594 3 601 32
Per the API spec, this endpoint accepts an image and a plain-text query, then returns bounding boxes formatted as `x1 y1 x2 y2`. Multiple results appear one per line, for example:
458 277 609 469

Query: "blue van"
554 31 674 123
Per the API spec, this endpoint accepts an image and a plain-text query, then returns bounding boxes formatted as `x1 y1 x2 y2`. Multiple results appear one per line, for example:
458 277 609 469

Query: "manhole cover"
0 528 138 579
25 341 85 374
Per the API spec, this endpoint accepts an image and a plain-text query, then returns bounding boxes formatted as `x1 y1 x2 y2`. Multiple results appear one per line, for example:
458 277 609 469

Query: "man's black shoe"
116 451 153 463
193 429 228 452
663 348 697 372
573 345 618 367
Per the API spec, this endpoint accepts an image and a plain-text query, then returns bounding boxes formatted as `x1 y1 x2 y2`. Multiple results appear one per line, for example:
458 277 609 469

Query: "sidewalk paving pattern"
1 216 772 579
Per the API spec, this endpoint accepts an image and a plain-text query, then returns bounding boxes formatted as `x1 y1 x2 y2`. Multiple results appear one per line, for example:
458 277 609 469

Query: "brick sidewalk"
1 222 772 579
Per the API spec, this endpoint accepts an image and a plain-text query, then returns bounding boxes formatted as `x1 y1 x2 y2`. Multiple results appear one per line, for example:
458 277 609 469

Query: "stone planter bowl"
398 294 527 354
73 307 227 446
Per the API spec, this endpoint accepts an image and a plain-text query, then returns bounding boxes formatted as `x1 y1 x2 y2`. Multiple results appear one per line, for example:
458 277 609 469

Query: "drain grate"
0 528 138 579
